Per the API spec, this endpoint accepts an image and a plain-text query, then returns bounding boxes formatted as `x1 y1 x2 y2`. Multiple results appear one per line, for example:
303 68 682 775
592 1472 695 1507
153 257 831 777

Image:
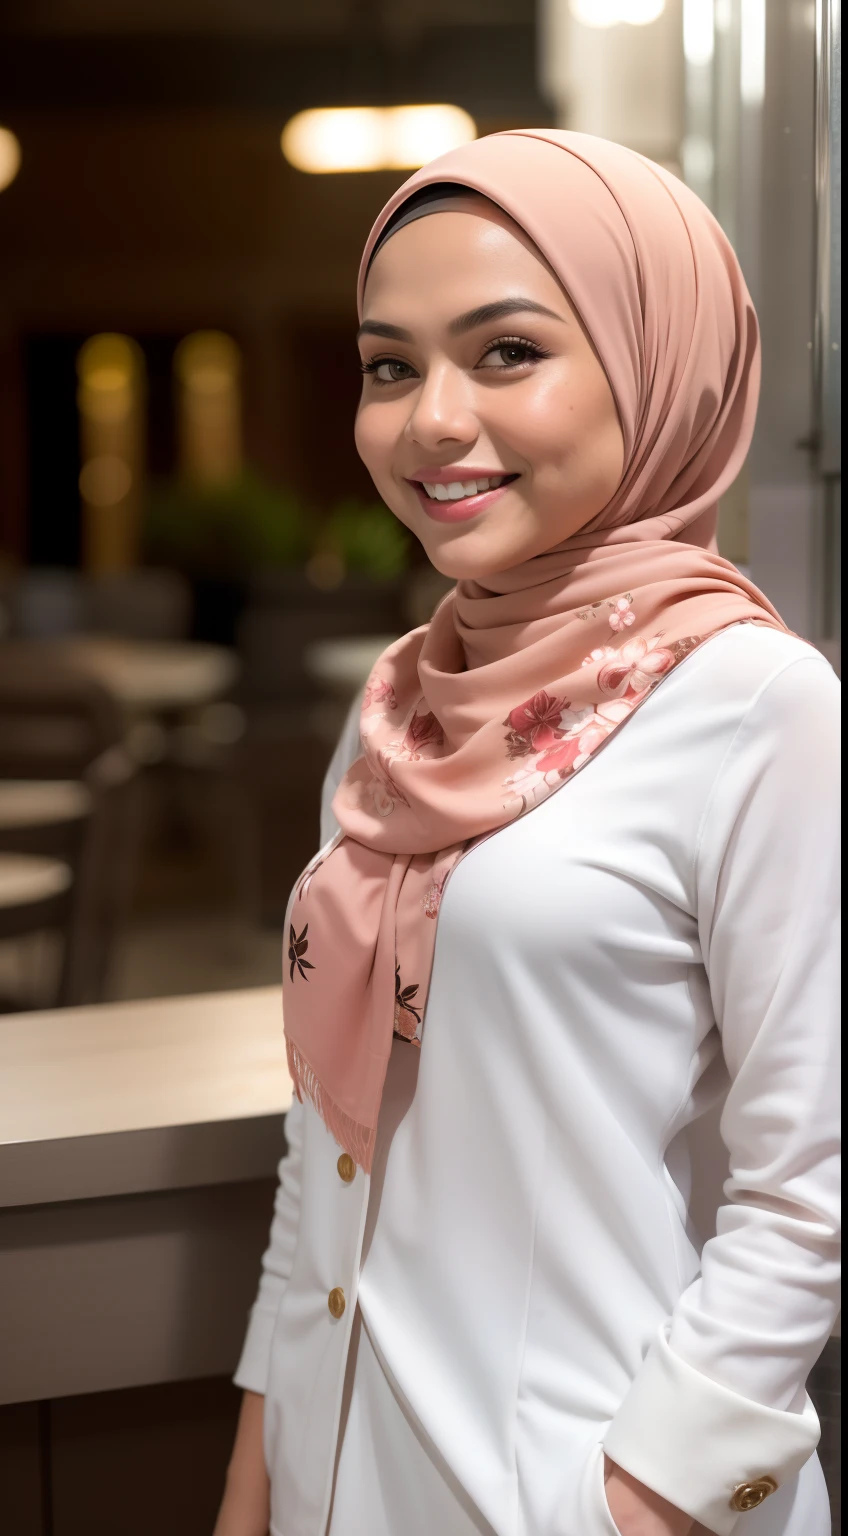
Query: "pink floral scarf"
283 131 786 1172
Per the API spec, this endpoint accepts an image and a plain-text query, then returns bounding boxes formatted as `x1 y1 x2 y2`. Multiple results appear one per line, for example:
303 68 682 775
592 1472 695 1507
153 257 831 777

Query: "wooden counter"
0 986 291 1405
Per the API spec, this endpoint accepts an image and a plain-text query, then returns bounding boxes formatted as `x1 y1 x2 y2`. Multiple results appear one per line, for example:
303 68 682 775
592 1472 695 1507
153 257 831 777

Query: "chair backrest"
0 645 126 781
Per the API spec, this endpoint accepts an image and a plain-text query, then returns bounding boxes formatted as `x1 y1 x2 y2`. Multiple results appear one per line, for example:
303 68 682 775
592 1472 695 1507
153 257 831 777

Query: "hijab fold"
283 130 785 1171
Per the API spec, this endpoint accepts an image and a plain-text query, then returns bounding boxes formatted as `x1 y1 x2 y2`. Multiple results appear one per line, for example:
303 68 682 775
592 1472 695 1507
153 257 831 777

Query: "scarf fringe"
286 1036 377 1174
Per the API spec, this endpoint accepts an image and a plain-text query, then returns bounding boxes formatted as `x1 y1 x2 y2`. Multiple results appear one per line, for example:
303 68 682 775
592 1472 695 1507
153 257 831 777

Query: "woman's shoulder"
667 622 839 718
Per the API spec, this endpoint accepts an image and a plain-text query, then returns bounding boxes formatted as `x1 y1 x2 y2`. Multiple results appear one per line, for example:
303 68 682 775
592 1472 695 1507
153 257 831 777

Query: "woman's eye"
364 358 416 383
478 341 541 369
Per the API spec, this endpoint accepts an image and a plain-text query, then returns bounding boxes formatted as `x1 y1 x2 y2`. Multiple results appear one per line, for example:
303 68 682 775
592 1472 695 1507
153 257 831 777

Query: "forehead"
361 206 563 316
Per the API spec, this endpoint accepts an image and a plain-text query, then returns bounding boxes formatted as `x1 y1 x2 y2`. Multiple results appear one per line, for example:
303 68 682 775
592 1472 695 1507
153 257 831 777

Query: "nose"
404 360 477 451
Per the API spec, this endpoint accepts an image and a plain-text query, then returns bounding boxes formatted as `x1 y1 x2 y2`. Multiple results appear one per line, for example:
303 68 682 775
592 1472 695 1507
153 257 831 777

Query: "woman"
215 131 840 1536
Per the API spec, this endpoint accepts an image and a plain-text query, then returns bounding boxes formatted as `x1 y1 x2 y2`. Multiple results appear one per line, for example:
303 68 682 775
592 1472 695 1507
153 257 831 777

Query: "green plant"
143 471 311 574
323 498 410 580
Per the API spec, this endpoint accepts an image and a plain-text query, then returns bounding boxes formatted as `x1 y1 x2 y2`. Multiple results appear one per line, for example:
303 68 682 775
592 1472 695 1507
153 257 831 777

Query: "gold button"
730 1477 778 1512
337 1153 356 1183
327 1287 346 1319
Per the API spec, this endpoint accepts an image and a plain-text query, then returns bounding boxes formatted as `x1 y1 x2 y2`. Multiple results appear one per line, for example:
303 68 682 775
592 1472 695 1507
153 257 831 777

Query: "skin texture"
355 198 626 581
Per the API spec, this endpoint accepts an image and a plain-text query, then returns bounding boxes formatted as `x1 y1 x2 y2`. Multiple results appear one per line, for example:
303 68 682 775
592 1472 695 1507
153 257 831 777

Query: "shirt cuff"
603 1324 820 1536
232 1302 278 1395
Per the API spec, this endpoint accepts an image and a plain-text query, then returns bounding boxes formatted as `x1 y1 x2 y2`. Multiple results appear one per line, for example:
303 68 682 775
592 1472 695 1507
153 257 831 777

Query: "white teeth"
421 474 511 501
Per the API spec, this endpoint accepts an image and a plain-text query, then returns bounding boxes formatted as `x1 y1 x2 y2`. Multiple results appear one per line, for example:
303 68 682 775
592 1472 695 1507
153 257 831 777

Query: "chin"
419 526 537 582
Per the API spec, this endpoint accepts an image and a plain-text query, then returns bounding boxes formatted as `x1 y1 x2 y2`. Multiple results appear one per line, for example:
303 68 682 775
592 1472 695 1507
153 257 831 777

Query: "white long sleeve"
234 696 363 1395
605 652 840 1529
238 627 839 1536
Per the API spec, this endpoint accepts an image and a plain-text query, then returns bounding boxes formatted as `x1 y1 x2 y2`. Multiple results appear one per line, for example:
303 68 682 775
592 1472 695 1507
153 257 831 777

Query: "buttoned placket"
315 1144 371 1536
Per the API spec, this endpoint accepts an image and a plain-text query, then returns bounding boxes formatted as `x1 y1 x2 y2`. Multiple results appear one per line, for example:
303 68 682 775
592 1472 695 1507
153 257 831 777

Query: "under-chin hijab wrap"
284 129 789 1173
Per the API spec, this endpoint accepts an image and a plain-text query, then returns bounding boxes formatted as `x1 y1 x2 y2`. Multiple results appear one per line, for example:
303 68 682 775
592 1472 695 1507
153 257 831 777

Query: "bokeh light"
281 105 477 174
570 0 666 25
174 331 242 485
0 126 21 193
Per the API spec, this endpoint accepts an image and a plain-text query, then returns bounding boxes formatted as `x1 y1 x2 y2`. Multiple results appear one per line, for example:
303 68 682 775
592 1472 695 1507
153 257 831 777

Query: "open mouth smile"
408 473 520 523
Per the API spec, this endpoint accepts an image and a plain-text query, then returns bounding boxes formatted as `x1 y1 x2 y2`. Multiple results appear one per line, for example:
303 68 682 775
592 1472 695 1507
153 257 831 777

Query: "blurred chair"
83 569 191 641
10 568 85 638
0 851 75 1011
0 647 138 1006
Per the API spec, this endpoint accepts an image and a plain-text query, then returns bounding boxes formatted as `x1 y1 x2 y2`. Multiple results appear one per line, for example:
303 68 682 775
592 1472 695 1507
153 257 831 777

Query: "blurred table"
0 852 72 908
0 984 290 1403
62 637 239 716
0 779 92 830
304 634 398 701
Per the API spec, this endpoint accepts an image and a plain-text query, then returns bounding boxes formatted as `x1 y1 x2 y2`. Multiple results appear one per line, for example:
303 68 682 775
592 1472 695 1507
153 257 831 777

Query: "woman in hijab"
215 132 840 1536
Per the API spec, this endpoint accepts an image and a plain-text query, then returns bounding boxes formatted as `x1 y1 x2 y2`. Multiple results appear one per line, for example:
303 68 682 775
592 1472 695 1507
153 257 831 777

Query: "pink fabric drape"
283 130 786 1172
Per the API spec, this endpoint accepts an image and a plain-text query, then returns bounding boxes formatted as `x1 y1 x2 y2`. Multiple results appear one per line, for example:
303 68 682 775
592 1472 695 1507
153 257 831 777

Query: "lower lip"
410 479 517 524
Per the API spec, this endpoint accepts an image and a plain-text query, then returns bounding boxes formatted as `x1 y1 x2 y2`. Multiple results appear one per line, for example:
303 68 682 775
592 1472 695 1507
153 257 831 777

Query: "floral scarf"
283 130 785 1171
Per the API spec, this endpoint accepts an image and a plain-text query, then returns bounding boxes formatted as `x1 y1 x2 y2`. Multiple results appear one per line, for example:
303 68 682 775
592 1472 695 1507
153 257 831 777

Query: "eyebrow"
356 297 566 344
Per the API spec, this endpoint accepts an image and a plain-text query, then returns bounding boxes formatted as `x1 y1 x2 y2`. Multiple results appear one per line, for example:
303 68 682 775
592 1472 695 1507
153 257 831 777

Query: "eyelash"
359 335 552 384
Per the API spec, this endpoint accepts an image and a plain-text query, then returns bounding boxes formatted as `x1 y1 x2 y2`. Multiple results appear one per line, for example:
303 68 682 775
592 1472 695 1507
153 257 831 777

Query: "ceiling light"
683 0 715 65
281 105 476 174
0 127 21 193
740 0 766 105
570 0 666 25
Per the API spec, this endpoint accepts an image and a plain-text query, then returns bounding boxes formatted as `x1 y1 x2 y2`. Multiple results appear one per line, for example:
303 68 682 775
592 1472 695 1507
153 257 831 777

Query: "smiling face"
355 198 626 581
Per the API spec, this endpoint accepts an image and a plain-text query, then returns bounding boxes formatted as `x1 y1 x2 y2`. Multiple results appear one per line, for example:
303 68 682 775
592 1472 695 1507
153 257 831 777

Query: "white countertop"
0 984 291 1147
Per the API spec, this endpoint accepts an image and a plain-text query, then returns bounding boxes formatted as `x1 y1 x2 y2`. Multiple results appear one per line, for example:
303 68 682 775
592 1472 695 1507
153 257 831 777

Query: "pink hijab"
283 130 785 1171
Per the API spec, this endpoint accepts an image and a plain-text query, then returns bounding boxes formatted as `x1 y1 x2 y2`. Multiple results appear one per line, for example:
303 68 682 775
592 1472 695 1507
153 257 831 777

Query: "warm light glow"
283 108 384 173
740 0 766 104
570 0 666 25
175 331 242 484
175 330 240 393
281 104 477 174
0 127 21 193
683 0 715 65
78 455 133 508
77 335 145 573
383 105 477 168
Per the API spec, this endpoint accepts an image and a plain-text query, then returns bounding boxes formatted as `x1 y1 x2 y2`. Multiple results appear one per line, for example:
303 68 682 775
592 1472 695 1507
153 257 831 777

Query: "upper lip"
407 466 516 485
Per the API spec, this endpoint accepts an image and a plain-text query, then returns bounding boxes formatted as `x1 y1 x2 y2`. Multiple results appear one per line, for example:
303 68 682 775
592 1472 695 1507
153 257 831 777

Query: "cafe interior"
0 2 840 1532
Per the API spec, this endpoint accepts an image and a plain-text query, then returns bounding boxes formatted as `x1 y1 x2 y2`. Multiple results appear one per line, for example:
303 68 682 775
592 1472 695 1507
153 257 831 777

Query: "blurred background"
0 0 840 1016
0 5 840 1532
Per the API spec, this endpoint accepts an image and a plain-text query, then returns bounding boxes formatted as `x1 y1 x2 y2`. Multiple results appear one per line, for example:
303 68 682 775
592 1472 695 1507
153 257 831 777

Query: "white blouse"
235 624 840 1536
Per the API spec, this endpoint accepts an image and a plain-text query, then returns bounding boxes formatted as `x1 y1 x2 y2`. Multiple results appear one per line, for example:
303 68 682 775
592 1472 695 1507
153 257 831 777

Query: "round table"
304 635 398 700
0 780 93 832
0 853 72 909
63 638 240 716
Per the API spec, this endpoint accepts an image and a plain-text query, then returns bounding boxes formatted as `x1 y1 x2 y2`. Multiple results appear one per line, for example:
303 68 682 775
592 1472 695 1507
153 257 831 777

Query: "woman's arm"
213 1391 270 1536
216 694 366 1531
604 653 840 1535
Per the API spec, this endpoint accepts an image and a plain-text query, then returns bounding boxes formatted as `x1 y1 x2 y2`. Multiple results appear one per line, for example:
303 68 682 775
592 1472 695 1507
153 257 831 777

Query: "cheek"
354 400 399 482
491 368 623 486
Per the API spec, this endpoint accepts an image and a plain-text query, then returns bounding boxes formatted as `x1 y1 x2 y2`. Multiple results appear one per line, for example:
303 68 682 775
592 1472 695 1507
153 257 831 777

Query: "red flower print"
598 635 676 698
504 689 570 758
363 674 397 710
402 709 445 759
533 735 582 777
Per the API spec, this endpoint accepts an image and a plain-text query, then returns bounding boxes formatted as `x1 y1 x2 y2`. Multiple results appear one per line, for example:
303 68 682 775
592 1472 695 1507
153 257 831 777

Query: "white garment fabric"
235 625 841 1536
